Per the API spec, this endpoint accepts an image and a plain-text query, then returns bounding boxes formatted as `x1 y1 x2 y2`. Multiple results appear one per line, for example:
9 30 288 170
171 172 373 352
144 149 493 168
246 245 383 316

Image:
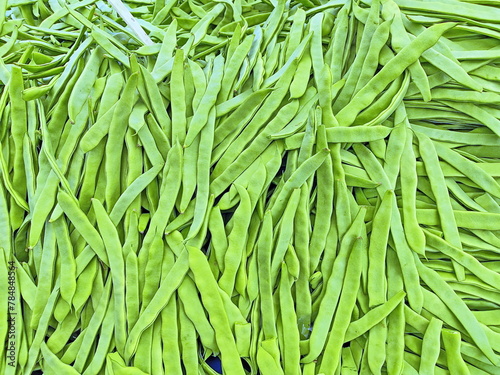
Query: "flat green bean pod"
5 1 500 373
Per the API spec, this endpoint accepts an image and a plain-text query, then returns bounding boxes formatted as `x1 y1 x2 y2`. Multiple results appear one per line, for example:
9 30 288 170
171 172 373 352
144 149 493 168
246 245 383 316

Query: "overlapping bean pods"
0 0 499 374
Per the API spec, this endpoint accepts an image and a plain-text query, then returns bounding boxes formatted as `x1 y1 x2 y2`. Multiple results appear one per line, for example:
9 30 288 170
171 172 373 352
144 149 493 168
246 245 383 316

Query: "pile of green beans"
1 0 500 373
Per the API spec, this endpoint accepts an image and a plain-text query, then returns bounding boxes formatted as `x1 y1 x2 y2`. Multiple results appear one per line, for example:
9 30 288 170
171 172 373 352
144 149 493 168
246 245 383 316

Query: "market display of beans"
1 0 500 373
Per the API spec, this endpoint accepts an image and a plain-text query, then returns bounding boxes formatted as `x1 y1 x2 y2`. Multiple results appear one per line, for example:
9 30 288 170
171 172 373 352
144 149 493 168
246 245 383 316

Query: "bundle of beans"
1 0 500 373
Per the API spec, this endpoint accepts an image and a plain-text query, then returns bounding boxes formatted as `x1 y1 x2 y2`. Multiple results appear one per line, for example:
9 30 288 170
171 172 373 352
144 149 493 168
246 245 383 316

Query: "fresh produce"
1 0 500 374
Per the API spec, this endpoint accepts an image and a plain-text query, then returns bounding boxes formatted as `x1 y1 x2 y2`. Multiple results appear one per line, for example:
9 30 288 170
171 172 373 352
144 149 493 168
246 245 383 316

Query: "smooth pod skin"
416 258 497 364
53 218 77 305
308 125 333 273
416 131 465 280
57 190 108 265
187 246 246 375
333 0 381 112
367 190 393 308
8 66 28 230
399 127 426 255
171 48 187 144
67 47 105 122
303 208 366 364
124 249 190 361
419 317 443 375
318 230 366 374
6 1 500 374
345 290 405 342
184 55 225 147
336 22 456 126
442 330 471 375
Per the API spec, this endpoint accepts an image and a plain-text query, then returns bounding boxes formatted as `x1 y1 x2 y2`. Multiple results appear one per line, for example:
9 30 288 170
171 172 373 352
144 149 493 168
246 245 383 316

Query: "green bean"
133 324 153 373
187 246 245 374
218 184 252 296
416 258 497 364
336 22 455 126
325 3 349 81
290 47 312 99
212 58 299 178
125 250 140 332
151 0 176 26
142 113 171 160
30 223 57 329
141 231 164 310
171 49 187 145
308 126 333 273
256 338 284 375
41 341 80 374
270 87 318 139
186 107 216 240
178 300 198 375
434 141 500 198
297 107 318 165
206 206 228 269
303 207 366 363
442 329 470 374
367 190 393 307
113 169 162 225
140 65 172 134
179 277 218 353
91 27 129 68
57 190 108 265
212 100 299 195
345 289 405 343
383 248 405 375
0 142 28 223
399 0 500 24
106 352 148 374
162 293 183 373
51 218 77 307
232 156 268 211
141 142 183 249
81 297 115 375
333 0 380 112
352 72 409 127
67 47 104 123
293 184 312 337
278 263 300 375
105 73 139 209
91 199 127 355
367 323 386 375
23 276 59 375
416 132 465 279
399 127 426 255
184 55 224 147
271 189 301 282
419 317 443 374
70 278 109 368
354 143 423 312
125 249 189 360
412 35 481 95
285 125 392 150
8 66 26 187
71 258 98 321
317 229 365 374
7 66 28 230
424 230 500 290
218 36 254 104
213 87 273 151
355 18 393 96
256 210 278 341
270 148 329 222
